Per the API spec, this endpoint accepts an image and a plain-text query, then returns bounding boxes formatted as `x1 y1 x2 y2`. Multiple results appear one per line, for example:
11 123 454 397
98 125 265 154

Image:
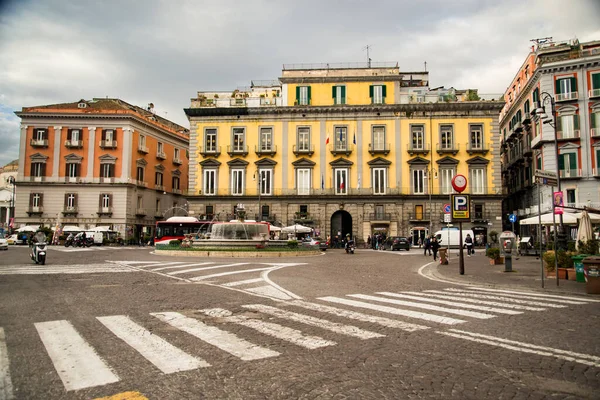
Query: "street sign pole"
459 222 464 275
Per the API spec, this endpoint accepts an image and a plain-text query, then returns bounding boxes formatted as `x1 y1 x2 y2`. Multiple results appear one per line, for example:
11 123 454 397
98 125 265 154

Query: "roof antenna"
424 61 427 72
363 45 371 67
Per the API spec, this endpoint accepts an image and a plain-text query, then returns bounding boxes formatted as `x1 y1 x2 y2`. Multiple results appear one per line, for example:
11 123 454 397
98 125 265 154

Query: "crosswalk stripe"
245 286 293 300
97 316 210 373
189 267 272 281
318 296 466 325
222 278 264 287
242 304 384 339
138 262 186 269
437 290 567 308
459 286 600 303
287 300 430 332
169 263 249 275
376 292 522 315
403 291 546 311
0 327 14 400
200 309 336 350
455 290 588 305
0 266 134 275
152 262 215 272
349 294 496 319
151 312 279 361
34 320 119 391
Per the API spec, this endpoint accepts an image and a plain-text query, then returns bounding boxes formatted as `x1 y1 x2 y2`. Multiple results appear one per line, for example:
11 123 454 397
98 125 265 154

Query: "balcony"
100 177 114 184
407 143 430 156
64 177 81 183
255 145 277 157
137 145 149 154
28 176 45 182
230 98 246 107
522 140 532 156
62 206 78 216
559 169 582 179
97 207 113 216
135 180 148 188
155 184 165 192
591 128 600 138
255 214 276 223
555 91 578 102
173 157 183 165
472 211 491 223
30 139 48 147
514 122 523 133
199 146 221 157
173 188 183 195
156 151 167 160
556 130 580 140
293 212 313 223
522 112 531 125
64 139 83 148
589 89 600 98
436 143 459 156
408 213 429 223
27 206 43 216
368 143 390 156
227 145 249 157
154 211 164 219
531 134 543 149
466 143 489 155
99 140 117 149
292 144 314 156
135 208 147 217
366 213 392 222
330 144 353 156
593 168 600 178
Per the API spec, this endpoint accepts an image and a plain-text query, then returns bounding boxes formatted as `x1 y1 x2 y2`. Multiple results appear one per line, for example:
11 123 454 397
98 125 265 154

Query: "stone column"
87 127 96 180
53 126 62 179
17 125 28 180
122 127 133 182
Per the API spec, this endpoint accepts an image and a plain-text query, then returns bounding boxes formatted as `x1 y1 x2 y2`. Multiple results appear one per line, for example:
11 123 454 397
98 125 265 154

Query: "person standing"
431 236 440 261
367 234 371 249
424 236 431 256
465 233 474 257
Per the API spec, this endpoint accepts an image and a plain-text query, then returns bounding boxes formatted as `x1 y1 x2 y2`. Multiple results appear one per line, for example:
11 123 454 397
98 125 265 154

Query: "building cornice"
279 76 406 84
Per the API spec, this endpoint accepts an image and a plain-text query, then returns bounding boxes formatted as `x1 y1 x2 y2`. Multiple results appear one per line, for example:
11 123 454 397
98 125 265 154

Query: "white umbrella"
89 226 112 232
17 225 38 232
281 224 312 233
62 225 82 232
268 225 282 232
576 210 593 250
519 212 578 226
573 212 600 223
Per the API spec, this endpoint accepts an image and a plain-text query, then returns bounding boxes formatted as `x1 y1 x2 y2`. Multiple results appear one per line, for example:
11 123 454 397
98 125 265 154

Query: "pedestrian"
424 236 432 256
465 233 474 257
367 235 371 249
431 236 440 261
417 237 422 248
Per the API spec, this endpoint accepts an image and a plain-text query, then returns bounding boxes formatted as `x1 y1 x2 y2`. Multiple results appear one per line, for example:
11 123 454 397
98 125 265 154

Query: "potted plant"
542 250 556 277
486 247 503 265
489 230 499 246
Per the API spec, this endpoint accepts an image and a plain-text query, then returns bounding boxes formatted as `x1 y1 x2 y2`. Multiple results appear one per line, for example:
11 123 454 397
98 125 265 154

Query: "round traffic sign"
451 175 467 193
443 204 451 214
509 214 517 223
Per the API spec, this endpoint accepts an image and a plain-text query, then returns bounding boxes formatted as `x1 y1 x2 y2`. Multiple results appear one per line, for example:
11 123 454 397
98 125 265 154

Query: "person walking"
367 234 371 249
465 233 474 257
424 235 432 256
431 236 440 261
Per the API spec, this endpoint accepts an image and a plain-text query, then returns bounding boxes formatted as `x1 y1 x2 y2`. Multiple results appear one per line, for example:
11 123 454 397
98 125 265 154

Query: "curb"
155 250 322 258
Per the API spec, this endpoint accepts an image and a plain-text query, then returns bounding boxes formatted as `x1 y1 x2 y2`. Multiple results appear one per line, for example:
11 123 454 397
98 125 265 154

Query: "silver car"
0 235 8 250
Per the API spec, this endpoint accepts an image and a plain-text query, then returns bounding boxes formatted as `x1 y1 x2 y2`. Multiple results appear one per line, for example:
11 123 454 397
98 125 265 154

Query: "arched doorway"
331 210 353 244
472 226 487 247
409 227 429 246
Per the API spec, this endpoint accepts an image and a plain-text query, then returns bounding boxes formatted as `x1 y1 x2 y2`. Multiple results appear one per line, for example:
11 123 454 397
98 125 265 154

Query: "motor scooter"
345 239 355 254
31 242 47 265
64 233 74 247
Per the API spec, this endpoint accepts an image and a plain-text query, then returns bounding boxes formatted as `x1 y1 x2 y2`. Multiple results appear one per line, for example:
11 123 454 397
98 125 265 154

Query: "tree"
465 90 481 101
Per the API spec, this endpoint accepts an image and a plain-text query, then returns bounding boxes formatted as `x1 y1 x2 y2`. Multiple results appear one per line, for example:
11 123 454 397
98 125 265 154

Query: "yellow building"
185 62 504 245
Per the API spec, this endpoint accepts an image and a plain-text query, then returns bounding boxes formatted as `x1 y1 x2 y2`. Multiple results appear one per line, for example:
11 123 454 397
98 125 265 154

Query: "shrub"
287 240 298 249
489 231 498 244
169 240 181 246
542 250 574 271
578 239 599 255
486 247 500 260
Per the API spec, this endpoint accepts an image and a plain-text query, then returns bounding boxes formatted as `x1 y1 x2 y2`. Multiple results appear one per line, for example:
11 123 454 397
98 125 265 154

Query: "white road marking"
200 308 336 350
245 286 293 300
376 292 522 315
34 320 119 391
403 291 546 311
349 294 495 319
318 296 466 325
261 265 303 300
151 312 279 361
139 261 187 269
222 278 264 287
438 289 567 308
287 300 430 332
458 286 600 303
152 262 215 272
189 267 273 281
97 315 210 373
439 329 600 368
0 264 134 275
169 262 248 275
0 328 14 400
242 304 384 339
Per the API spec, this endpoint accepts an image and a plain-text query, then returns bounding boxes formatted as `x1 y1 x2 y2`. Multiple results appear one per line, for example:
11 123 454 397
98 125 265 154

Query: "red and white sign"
451 175 467 193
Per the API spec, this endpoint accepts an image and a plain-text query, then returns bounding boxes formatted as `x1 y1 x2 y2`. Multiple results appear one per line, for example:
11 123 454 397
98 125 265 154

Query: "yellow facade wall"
287 82 395 106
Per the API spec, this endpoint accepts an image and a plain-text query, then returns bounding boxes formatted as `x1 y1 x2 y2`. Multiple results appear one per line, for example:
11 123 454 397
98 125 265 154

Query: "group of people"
366 233 387 250
419 235 441 261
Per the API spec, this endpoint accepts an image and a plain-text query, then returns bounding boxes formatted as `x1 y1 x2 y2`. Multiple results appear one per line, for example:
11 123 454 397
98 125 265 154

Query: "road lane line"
318 296 466 325
151 262 215 272
376 292 522 315
136 261 186 269
287 300 430 332
457 287 600 303
438 289 567 308
97 316 209 373
242 304 384 339
200 309 336 349
34 320 119 391
245 286 293 300
189 267 272 281
0 328 14 400
438 329 600 368
403 291 546 311
222 278 264 287
169 263 248 275
151 312 279 361
349 294 495 319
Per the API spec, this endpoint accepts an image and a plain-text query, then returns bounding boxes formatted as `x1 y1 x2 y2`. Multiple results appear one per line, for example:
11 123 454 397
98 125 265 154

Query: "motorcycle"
74 234 93 247
31 242 47 265
345 240 355 254
64 234 74 247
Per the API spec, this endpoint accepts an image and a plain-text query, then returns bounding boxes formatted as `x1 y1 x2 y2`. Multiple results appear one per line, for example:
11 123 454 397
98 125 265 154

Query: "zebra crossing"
49 246 148 253
1 286 598 395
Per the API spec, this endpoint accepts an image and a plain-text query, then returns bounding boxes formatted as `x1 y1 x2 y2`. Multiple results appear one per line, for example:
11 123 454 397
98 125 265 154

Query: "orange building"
14 98 189 240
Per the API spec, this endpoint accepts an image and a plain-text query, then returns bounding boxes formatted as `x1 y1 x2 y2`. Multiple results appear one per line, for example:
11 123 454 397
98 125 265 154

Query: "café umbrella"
576 210 593 250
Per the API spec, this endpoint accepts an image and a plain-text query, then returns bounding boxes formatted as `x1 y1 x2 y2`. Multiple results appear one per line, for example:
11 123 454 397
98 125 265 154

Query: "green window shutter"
341 86 346 104
332 86 336 98
555 79 561 94
596 149 600 166
369 85 373 98
574 114 580 130
592 113 598 128
556 116 562 132
295 86 300 104
592 73 600 89
307 86 311 104
569 153 577 169
524 100 530 113
537 156 542 169
570 77 577 92
533 89 539 104
558 154 565 170
382 85 387 97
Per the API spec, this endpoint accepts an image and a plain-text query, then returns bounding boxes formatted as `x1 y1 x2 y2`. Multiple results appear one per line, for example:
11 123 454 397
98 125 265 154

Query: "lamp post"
7 176 15 232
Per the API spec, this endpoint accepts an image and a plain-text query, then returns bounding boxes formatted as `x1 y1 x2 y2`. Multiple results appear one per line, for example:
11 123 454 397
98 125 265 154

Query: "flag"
339 129 343 142
357 176 361 189
353 132 356 145
340 174 345 190
325 135 330 145
321 174 324 190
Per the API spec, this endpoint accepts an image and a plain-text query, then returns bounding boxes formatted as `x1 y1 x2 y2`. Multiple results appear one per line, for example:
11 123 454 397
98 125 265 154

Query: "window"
258 169 272 195
101 194 111 209
332 85 346 105
558 115 579 138
157 142 164 155
593 73 600 90
174 148 180 160
415 205 424 220
524 100 530 114
32 193 42 207
296 86 311 105
137 166 144 182
533 88 540 105
372 168 386 195
172 176 180 190
31 162 45 177
470 168 485 194
334 169 348 195
411 125 424 150
66 163 79 178
139 135 146 147
370 85 386 104
536 153 542 170
334 127 347 150
440 125 453 149
156 199 161 213
261 205 270 220
205 205 214 218
232 128 245 152
297 127 310 151
100 163 114 178
566 189 576 207
205 129 217 152
372 126 385 151
65 193 76 209
35 129 45 141
231 169 244 195
70 129 80 142
412 169 425 194
203 169 216 195
474 204 484 220
297 169 310 195
559 153 578 174
440 168 455 194
155 172 163 187
137 196 143 209
556 77 576 94
260 128 272 151
104 129 114 142
470 125 483 149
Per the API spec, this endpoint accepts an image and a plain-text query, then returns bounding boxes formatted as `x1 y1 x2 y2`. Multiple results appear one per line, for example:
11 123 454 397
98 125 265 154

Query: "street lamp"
7 176 15 231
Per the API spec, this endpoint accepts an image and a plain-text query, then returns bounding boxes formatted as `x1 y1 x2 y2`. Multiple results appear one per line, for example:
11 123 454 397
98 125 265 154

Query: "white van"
435 229 474 248
85 231 104 245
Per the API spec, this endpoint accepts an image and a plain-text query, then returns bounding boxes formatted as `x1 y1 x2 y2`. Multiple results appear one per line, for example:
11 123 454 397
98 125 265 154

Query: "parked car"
385 236 411 251
0 235 8 250
6 234 18 245
302 237 328 251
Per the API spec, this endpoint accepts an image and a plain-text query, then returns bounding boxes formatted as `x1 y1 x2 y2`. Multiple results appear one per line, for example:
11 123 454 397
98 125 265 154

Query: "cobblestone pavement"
0 247 598 399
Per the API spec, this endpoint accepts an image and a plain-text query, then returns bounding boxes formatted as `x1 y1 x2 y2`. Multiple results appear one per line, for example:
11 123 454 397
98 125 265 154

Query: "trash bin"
581 256 600 294
439 248 448 265
571 254 589 283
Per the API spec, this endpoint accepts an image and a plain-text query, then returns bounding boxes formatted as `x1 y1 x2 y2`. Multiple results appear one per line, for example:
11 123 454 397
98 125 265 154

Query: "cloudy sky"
0 0 599 166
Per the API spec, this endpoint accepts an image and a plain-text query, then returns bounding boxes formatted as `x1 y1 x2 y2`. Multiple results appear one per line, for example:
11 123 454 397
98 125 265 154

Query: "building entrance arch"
330 210 353 244
409 227 429 246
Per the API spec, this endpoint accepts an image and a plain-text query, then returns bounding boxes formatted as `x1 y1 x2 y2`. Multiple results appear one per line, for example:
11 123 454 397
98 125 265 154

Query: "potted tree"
486 247 503 265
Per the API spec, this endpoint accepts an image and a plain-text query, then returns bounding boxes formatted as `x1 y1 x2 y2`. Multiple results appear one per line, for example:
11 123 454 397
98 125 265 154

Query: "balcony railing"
436 143 459 155
230 98 246 106
28 176 45 182
172 157 183 165
64 139 83 148
514 122 523 133
155 184 165 191
293 212 313 222
156 152 167 160
64 176 80 183
135 208 147 217
99 140 117 149
556 130 580 140
62 206 78 215
329 144 353 156
255 145 277 157
593 168 600 177
522 140 532 155
27 206 43 215
135 180 148 188
407 143 430 155
589 128 600 138
408 212 429 222
227 145 249 157
254 214 276 223
173 188 182 195
522 112 531 125
101 177 114 183
368 143 390 155
199 146 221 157
30 139 48 147
292 144 314 156
137 145 149 154
466 143 489 155
97 207 113 216
555 91 578 102
366 213 392 222
589 89 600 98
559 169 582 178
472 211 491 222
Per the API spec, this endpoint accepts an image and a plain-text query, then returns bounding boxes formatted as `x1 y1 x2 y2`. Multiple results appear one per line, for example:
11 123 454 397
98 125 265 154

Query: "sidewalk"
429 250 595 296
